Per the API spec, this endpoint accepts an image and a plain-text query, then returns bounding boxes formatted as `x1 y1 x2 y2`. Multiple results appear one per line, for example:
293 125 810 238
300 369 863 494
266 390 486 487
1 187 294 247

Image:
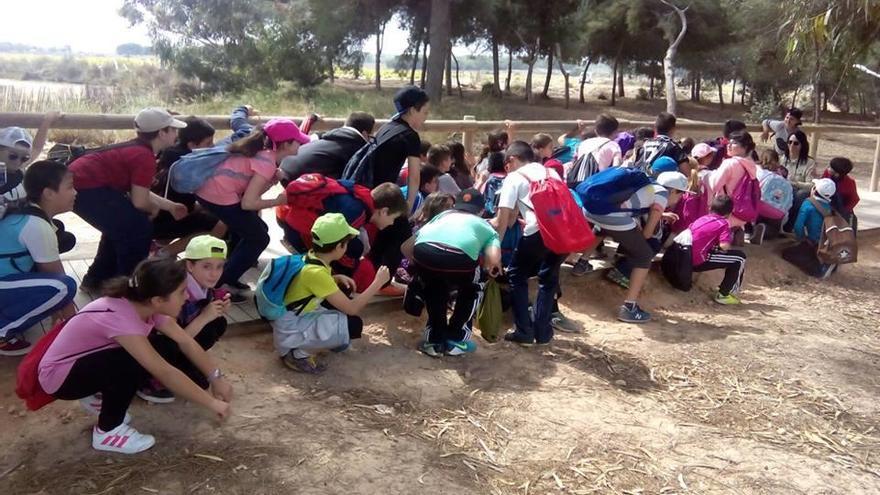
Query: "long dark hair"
226 126 269 157
784 130 810 164
447 141 471 179
103 258 187 302
478 130 509 162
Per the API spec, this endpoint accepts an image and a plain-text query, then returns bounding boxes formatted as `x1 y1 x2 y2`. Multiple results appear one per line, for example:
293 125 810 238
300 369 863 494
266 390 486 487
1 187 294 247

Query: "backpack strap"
376 122 413 147
284 257 327 315
807 197 831 218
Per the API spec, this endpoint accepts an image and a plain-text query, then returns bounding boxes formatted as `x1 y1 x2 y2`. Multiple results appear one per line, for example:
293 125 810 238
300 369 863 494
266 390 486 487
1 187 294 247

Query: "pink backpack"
518 168 597 254
725 159 761 223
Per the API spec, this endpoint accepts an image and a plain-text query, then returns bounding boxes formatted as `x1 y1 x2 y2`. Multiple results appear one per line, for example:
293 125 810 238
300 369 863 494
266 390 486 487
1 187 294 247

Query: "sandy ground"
1 232 879 494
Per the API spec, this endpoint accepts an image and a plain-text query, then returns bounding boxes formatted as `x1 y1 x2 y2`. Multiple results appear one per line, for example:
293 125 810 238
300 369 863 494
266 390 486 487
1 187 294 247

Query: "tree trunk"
541 50 553 98
791 87 800 108
690 77 696 102
328 54 335 83
505 49 513 93
525 58 536 103
822 87 829 112
374 20 386 91
420 31 429 88
731 78 736 104
718 80 724 110
649 75 655 99
409 32 421 85
491 37 501 96
611 55 619 107
445 43 453 96
661 0 687 115
579 58 592 103
452 51 463 98
425 0 451 102
555 43 571 109
617 69 625 97
741 82 746 105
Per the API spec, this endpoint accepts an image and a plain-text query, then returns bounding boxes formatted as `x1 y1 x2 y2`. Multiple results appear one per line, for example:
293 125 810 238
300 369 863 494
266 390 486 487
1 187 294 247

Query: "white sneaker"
80 394 132 424
92 423 155 454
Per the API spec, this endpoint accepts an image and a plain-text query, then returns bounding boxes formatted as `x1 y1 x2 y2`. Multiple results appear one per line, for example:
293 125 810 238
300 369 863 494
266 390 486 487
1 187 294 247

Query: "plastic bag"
477 279 502 342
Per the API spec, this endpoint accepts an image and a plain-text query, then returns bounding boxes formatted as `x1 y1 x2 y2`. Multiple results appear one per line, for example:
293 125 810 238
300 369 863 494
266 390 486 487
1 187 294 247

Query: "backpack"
46 143 87 165
342 122 411 187
518 168 596 255
283 173 374 249
671 191 709 234
168 146 235 195
255 254 325 320
635 135 682 169
481 173 506 216
566 139 612 187
724 159 761 223
575 167 654 215
809 198 858 265
660 242 693 291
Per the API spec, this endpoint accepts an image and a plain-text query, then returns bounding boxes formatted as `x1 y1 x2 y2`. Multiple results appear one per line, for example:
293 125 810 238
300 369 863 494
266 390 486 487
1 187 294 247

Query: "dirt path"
1 234 879 494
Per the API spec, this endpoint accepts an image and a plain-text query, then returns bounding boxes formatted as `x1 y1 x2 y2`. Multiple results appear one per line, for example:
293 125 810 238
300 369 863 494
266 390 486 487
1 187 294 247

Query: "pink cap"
264 118 310 146
691 143 715 159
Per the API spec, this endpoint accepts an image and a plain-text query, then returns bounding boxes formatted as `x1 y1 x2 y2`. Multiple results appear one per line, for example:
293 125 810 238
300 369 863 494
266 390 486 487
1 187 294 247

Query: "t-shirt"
38 297 169 394
584 184 669 231
69 140 156 192
686 214 732 266
283 253 339 314
497 162 561 237
370 119 421 187
0 211 59 277
437 173 461 195
415 210 500 261
196 150 277 205
575 137 622 171
763 119 792 155
558 136 582 164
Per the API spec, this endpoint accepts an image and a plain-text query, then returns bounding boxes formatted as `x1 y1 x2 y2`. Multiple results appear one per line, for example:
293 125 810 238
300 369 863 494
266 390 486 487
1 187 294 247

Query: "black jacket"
280 127 368 180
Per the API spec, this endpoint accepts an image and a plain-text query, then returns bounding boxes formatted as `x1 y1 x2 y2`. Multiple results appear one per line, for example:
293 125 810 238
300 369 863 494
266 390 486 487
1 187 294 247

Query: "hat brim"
454 203 483 215
168 118 188 129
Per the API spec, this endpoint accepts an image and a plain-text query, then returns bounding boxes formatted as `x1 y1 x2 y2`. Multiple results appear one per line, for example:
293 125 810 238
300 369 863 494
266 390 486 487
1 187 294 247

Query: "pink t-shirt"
38 297 169 394
689 214 732 266
195 150 278 205
708 156 757 203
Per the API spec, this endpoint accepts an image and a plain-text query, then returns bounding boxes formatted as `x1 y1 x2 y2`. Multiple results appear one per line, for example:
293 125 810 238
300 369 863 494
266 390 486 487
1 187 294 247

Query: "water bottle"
0 162 6 188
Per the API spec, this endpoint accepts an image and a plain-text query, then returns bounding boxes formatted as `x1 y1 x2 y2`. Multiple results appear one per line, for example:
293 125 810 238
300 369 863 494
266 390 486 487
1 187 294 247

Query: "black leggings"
413 243 481 345
53 317 226 431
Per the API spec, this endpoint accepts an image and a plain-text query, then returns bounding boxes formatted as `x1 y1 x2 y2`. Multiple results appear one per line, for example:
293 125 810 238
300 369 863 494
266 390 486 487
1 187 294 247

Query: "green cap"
311 213 359 247
183 235 227 260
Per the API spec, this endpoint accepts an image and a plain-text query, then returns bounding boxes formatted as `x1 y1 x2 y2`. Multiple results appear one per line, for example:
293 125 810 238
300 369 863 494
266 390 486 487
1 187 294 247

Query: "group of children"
1 93 863 455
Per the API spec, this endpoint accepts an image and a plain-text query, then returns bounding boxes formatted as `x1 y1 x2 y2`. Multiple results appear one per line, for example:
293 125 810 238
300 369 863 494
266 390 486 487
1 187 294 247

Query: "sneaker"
445 340 477 356
820 264 837 280
330 343 350 353
92 423 155 454
418 341 443 358
551 312 582 333
714 292 742 305
617 304 651 324
571 258 594 277
281 352 326 374
227 291 248 304
503 331 534 347
80 394 132 424
749 223 766 246
0 335 32 356
605 268 630 289
136 380 175 404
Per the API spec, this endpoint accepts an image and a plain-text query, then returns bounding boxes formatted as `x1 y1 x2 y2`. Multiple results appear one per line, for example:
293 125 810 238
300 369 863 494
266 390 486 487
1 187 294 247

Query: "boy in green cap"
274 213 391 374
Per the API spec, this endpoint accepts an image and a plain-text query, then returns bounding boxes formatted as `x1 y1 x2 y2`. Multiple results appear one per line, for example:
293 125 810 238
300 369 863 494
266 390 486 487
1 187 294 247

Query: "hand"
662 212 680 224
275 168 288 182
373 266 391 287
44 110 62 125
243 105 257 116
170 203 188 221
576 119 587 129
210 377 234 403
201 299 226 321
275 191 288 206
211 398 231 422
760 130 769 143
333 274 357 292
486 261 503 279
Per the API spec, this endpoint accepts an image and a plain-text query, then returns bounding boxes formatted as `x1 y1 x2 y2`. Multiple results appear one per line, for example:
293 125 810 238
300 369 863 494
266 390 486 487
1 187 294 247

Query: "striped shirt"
584 184 669 231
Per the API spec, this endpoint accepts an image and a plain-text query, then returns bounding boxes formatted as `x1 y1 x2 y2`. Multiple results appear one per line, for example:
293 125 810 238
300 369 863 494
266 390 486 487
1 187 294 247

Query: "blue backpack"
255 254 323 320
168 146 232 195
482 173 506 216
575 167 653 215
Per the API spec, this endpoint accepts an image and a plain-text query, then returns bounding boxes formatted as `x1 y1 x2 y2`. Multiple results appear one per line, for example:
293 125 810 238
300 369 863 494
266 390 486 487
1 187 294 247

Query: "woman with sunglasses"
782 130 817 191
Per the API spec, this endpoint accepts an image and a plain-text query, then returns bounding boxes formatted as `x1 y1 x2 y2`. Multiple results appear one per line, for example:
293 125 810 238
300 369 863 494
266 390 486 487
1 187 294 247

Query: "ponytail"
226 126 269 157
103 257 187 302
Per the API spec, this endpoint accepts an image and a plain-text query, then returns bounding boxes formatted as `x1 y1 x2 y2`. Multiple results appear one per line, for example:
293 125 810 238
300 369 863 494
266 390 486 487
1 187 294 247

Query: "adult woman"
782 130 818 191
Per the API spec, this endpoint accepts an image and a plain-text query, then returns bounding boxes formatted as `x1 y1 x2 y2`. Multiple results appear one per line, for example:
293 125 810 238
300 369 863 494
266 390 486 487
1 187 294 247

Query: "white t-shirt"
18 215 60 263
575 137 622 171
497 162 561 237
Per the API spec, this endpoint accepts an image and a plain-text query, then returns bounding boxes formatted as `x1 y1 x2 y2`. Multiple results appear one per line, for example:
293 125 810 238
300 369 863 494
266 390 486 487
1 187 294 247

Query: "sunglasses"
4 152 30 163
788 141 801 146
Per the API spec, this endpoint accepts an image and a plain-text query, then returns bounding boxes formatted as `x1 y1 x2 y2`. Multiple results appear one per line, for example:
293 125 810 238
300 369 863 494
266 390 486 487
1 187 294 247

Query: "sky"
2 0 420 55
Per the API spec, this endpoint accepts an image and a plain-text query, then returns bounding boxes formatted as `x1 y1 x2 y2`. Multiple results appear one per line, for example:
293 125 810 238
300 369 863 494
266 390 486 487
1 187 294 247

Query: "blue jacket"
215 106 254 146
794 196 830 244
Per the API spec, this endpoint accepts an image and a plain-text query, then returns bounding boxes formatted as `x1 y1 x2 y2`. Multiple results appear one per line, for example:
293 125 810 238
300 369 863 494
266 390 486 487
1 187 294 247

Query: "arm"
405 156 421 210
155 318 233 402
482 245 502 278
241 174 285 211
324 266 391 316
183 299 228 338
793 204 809 240
28 111 60 165
491 206 515 242
229 106 254 136
401 236 415 260
642 208 663 240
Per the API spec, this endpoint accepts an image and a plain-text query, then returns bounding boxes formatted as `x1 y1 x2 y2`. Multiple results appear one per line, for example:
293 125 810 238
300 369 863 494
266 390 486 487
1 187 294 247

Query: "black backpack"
566 139 612 187
47 140 144 166
342 123 410 188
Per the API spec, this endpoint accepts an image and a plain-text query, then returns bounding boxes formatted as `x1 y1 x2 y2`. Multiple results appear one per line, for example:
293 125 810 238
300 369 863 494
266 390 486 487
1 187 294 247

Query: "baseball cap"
454 188 485 215
183 235 227 260
0 127 33 149
264 118 310 146
657 171 689 192
691 143 715 159
311 213 359 247
134 108 187 133
812 178 836 200
651 156 679 175
392 85 429 120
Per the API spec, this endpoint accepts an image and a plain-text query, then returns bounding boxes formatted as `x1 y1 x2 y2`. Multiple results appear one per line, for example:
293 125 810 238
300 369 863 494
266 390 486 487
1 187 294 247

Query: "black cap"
454 188 485 215
393 86 429 119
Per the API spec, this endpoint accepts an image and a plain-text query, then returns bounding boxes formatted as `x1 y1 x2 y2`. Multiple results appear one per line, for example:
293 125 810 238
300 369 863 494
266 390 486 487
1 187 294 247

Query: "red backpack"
518 168 597 254
282 174 374 249
16 320 66 411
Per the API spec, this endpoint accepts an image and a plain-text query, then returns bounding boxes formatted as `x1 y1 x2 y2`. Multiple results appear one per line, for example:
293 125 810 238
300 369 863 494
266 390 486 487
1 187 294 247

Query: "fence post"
809 132 821 159
462 115 476 155
871 135 880 193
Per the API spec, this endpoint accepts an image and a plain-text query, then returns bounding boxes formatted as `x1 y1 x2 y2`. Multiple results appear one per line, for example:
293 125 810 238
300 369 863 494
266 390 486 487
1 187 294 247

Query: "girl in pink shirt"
196 119 310 293
708 131 758 229
39 258 233 454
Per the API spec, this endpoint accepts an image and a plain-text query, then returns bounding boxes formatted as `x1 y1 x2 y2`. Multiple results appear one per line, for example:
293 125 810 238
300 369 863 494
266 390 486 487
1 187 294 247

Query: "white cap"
0 127 33 149
812 178 836 200
657 171 689 192
134 108 187 133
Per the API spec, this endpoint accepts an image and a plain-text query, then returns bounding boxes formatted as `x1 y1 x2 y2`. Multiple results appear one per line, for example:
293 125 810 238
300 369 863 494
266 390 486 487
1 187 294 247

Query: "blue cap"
651 156 679 175
392 86 429 120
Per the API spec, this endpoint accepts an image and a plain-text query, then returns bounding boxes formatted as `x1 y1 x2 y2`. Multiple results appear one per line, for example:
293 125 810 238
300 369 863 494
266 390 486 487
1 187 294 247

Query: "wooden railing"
2 112 880 192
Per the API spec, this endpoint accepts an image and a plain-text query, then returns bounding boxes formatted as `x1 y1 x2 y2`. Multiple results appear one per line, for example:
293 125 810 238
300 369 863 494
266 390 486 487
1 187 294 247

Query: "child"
759 149 786 178
0 117 54 218
636 112 686 168
479 151 521 267
447 141 475 190
666 195 747 305
784 178 838 278
0 161 78 355
70 108 190 290
691 143 716 175
531 133 564 178
708 131 760 238
756 149 793 240
555 120 588 164
404 189 502 357
401 164 441 217
274 213 391 374
195 119 310 296
427 144 461 195
136 235 232 403
573 114 622 178
39 258 233 454
396 192 454 285
823 157 860 225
